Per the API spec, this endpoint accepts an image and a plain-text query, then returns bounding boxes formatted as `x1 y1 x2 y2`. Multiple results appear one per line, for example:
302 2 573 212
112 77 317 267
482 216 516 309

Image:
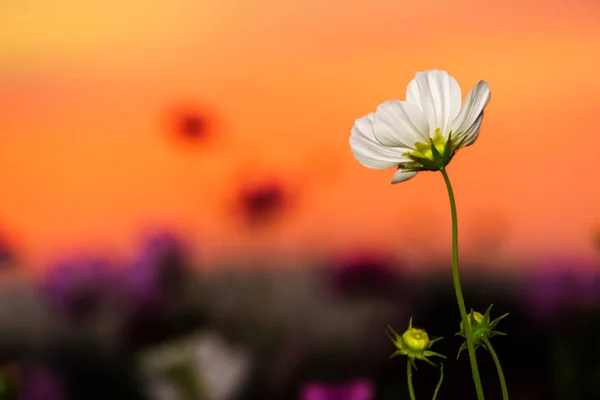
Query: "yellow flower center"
400 128 463 171
408 128 448 162
402 328 430 351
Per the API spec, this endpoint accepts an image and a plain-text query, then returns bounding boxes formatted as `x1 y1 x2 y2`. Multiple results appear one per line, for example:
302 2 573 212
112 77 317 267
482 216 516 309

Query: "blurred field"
1 0 600 398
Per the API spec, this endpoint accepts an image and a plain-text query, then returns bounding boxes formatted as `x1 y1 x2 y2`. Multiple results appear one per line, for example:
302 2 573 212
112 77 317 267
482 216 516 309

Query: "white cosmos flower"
349 70 491 184
140 331 252 400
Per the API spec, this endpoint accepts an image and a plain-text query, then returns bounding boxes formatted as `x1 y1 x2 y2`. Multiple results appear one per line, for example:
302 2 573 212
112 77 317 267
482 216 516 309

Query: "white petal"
406 70 462 138
451 81 490 142
350 113 408 169
391 168 418 184
460 112 484 147
372 100 429 148
195 333 252 400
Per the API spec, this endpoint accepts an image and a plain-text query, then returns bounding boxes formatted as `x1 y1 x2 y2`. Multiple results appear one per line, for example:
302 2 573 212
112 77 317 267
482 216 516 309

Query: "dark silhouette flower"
327 252 401 301
0 230 16 268
236 179 290 227
131 230 189 301
527 257 600 319
42 254 114 321
165 103 216 146
118 230 193 347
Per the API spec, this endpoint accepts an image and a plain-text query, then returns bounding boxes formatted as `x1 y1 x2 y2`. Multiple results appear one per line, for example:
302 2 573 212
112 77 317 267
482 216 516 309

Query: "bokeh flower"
300 378 374 400
527 257 600 319
41 254 114 321
0 230 15 269
19 366 66 400
124 230 189 309
139 331 252 400
349 70 490 183
327 252 401 301
166 103 215 146
235 178 290 227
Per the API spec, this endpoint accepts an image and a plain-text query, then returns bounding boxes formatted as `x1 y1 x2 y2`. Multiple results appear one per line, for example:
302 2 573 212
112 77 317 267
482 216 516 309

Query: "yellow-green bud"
402 328 430 352
460 311 484 330
385 317 446 367
455 305 509 359
460 311 487 342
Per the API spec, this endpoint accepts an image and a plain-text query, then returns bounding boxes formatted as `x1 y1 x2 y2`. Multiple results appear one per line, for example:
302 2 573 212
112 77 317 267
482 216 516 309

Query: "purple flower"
42 254 113 320
138 230 186 265
528 257 600 318
121 230 189 311
300 379 374 400
0 230 15 267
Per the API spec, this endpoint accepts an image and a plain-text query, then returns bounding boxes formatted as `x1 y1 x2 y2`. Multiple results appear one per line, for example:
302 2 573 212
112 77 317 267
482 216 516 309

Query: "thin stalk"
483 337 509 400
440 167 485 400
407 360 417 400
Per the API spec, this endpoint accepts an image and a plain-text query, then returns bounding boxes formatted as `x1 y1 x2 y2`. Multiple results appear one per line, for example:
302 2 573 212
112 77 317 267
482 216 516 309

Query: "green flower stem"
440 167 485 400
482 337 508 400
407 360 417 400
432 363 444 400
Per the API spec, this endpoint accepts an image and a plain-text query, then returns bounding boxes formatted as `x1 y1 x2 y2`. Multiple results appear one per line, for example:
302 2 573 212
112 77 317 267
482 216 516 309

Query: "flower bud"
459 311 487 341
386 317 446 367
456 305 509 359
402 328 430 352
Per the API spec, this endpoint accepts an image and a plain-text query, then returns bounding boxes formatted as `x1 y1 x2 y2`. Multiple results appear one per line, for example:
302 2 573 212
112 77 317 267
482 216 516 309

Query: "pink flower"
299 379 374 400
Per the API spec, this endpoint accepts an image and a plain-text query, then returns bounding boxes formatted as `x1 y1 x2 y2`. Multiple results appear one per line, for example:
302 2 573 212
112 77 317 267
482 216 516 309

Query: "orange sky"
1 0 600 272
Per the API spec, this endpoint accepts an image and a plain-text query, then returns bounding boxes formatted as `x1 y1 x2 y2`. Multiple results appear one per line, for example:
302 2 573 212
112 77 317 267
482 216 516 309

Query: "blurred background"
0 0 600 398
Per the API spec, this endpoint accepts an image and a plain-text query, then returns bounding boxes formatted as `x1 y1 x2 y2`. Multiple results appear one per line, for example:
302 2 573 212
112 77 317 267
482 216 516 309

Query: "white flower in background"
193 332 253 400
349 70 490 183
139 331 252 400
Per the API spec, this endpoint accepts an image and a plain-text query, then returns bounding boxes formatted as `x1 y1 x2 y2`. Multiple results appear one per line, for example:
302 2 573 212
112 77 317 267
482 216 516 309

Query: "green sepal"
389 350 405 359
456 342 468 360
442 132 454 161
420 356 437 367
409 357 418 370
489 313 510 331
406 154 438 170
424 350 447 359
